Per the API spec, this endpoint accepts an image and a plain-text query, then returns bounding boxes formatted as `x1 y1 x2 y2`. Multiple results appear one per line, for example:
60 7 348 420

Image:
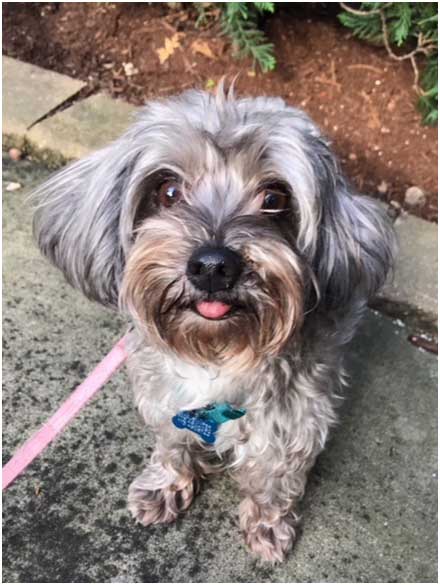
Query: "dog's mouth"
194 300 233 320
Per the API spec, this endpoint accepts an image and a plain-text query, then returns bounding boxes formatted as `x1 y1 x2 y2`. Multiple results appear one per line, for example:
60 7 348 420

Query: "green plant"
220 2 276 72
338 2 438 125
418 11 438 125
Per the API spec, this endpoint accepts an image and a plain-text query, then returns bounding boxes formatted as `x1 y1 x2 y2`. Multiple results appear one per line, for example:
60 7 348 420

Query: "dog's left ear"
33 135 139 308
311 144 396 310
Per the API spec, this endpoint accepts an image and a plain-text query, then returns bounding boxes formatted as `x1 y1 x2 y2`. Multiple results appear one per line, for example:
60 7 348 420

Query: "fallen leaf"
156 33 183 65
5 182 22 192
205 78 216 90
247 70 256 77
191 39 215 60
122 62 139 77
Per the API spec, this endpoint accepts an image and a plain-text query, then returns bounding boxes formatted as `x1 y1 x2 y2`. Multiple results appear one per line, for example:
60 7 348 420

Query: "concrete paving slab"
2 56 85 140
380 213 438 317
26 93 139 160
2 155 437 583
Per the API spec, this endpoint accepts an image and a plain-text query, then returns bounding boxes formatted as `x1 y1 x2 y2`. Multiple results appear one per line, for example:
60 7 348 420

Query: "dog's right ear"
33 134 140 308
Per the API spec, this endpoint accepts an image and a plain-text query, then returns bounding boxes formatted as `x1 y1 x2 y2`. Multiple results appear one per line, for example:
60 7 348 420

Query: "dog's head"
33 88 395 371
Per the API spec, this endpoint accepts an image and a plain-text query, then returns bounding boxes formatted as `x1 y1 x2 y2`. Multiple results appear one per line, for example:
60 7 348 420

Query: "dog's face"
34 89 394 372
120 136 305 371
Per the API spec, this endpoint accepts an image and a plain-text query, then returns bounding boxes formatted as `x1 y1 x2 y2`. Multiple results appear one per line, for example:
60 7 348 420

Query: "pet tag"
172 402 246 444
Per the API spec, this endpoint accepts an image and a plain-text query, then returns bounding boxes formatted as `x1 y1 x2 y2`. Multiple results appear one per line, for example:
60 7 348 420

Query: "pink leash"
2 335 128 491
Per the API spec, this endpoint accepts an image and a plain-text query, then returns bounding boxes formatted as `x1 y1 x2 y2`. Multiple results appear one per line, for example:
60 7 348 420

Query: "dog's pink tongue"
196 301 231 319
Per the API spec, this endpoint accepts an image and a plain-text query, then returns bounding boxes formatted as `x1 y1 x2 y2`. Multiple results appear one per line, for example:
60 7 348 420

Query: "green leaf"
338 11 383 43
254 2 275 13
419 55 438 125
225 3 249 21
392 3 412 46
221 2 276 72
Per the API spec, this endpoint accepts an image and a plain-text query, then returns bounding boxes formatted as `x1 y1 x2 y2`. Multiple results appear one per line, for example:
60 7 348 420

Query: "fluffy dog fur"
33 87 395 562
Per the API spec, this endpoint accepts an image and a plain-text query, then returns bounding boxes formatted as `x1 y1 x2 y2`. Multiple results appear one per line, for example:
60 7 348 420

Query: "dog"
33 86 395 562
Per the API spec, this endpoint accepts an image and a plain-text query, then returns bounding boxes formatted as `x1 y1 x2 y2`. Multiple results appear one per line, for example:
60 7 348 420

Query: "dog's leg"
128 437 199 526
239 494 299 563
234 383 336 562
236 460 309 563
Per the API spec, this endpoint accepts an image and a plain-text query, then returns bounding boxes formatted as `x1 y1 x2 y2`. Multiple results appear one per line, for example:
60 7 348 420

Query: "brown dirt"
3 2 438 221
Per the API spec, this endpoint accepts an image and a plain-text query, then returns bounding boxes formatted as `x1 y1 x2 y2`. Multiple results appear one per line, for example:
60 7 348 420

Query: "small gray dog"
33 87 395 562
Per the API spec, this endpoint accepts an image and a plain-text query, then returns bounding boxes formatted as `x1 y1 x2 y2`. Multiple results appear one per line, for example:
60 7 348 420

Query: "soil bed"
3 2 437 221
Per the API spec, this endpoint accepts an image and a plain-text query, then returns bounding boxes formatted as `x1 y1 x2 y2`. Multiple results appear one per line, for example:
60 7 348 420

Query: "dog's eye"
157 182 183 208
260 189 289 213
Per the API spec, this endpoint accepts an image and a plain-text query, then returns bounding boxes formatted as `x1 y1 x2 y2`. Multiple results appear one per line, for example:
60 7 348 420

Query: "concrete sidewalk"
2 154 437 582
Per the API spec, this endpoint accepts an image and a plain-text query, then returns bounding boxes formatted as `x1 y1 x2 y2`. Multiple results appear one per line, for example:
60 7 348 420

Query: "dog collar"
172 402 246 444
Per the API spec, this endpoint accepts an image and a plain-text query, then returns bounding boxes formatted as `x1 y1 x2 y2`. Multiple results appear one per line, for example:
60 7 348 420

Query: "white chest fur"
163 357 237 411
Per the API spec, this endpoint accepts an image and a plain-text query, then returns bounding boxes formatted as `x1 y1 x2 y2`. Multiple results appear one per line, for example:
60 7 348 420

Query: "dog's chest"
164 359 239 411
129 340 264 435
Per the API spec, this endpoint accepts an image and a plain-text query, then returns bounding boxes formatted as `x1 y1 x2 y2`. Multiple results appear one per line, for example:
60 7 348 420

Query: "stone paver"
2 154 437 583
380 212 438 316
2 56 85 139
26 93 139 159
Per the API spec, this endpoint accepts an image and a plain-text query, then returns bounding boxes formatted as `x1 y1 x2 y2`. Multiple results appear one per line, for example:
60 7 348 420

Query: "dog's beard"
120 214 304 373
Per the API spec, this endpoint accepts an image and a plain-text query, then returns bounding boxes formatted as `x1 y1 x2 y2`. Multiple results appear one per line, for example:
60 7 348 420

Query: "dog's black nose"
187 246 243 293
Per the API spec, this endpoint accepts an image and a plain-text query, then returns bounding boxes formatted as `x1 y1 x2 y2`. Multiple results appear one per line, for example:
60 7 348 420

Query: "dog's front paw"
128 474 196 526
239 498 297 563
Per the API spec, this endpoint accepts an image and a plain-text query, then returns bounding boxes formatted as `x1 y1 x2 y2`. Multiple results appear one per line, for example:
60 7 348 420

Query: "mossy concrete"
2 56 85 140
26 93 139 159
2 154 437 582
379 212 438 318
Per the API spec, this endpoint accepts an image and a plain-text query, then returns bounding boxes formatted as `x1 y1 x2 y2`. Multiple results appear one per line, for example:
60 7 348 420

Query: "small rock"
405 186 426 207
348 152 357 161
8 148 22 161
5 182 22 192
387 99 396 112
380 127 390 134
377 180 388 194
